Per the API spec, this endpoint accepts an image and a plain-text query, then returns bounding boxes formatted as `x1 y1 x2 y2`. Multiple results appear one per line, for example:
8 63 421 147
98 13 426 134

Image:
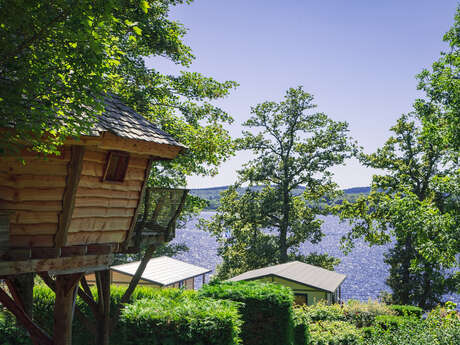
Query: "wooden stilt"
95 270 111 345
53 273 83 345
0 285 53 345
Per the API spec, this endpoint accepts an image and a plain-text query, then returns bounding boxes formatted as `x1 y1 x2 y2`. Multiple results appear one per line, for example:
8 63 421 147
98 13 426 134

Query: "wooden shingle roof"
91 94 186 149
228 261 346 293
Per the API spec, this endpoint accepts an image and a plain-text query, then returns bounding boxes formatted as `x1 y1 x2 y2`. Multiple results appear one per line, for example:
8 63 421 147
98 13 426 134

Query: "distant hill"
190 185 371 210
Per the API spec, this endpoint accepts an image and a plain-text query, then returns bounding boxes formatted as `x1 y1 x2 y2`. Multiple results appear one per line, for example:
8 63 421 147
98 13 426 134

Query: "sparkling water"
171 212 459 304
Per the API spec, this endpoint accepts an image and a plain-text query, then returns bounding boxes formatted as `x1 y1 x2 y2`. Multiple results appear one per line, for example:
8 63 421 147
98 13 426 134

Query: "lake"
171 212 459 304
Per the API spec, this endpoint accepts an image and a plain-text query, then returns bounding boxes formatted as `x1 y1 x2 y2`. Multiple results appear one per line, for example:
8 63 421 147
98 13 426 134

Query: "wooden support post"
53 273 83 345
95 270 111 345
202 274 205 286
0 286 53 345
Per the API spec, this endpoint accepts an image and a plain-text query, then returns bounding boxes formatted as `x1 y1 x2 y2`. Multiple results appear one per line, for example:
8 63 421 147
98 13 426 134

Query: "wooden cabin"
86 256 211 290
228 261 346 305
0 94 187 345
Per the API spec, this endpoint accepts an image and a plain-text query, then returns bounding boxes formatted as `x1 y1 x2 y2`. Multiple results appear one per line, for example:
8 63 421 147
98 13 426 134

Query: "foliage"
1 285 242 345
309 321 363 345
199 281 294 345
0 307 30 345
120 296 242 345
201 87 356 278
293 300 396 329
294 301 346 323
373 315 414 331
292 307 310 345
337 112 459 309
389 305 423 318
0 0 238 169
365 303 460 345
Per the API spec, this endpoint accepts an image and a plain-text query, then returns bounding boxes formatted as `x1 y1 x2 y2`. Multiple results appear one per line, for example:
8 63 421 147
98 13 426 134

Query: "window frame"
102 151 130 183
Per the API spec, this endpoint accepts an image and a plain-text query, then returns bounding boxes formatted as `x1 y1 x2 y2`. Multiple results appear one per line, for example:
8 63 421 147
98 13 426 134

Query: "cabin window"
294 293 308 305
103 152 130 182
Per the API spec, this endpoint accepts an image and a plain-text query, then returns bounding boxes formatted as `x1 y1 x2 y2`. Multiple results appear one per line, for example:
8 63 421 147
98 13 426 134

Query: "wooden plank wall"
0 150 70 247
67 149 148 246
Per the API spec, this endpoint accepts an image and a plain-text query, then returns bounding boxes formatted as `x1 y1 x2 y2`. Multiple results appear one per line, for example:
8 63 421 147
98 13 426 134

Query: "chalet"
228 261 346 305
86 256 211 290
0 94 187 345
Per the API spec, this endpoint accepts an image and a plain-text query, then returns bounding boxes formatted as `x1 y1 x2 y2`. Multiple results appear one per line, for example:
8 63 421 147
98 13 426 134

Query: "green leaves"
202 87 355 278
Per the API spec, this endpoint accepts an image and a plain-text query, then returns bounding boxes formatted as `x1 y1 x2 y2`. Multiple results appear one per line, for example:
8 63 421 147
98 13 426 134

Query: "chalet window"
103 152 130 182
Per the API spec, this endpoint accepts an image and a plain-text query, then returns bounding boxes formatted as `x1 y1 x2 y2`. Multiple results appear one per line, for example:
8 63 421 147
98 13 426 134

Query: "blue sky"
147 0 459 189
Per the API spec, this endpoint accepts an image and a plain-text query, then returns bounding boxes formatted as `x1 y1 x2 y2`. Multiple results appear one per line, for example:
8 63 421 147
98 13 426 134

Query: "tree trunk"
279 181 290 263
95 270 111 345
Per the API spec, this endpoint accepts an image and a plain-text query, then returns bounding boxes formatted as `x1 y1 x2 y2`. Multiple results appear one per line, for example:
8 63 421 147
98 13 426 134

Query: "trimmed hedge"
390 305 423 318
2 285 243 345
199 281 294 345
292 307 310 345
120 295 242 345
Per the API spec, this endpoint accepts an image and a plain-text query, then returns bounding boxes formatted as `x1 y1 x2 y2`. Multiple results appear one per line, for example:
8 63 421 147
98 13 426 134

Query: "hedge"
120 295 242 345
389 305 423 318
374 315 412 331
199 281 294 345
1 285 243 345
292 306 310 345
309 321 363 345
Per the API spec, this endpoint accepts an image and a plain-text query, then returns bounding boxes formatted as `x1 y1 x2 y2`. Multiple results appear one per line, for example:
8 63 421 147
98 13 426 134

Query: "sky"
147 0 459 189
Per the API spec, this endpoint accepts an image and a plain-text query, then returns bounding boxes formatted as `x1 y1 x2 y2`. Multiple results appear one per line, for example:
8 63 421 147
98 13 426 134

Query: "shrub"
2 285 243 345
199 281 294 345
365 303 460 345
294 301 346 322
120 295 242 345
374 315 412 331
390 305 423 318
343 300 396 327
292 307 310 345
309 321 363 345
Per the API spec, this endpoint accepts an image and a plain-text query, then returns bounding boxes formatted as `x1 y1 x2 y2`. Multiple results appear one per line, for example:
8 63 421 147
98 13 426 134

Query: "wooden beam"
0 254 111 276
54 273 83 345
0 286 53 345
121 159 153 251
55 146 85 247
65 133 183 159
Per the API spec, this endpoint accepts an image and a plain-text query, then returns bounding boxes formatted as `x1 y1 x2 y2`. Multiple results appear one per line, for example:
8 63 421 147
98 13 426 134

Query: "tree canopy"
202 87 355 279
0 0 237 189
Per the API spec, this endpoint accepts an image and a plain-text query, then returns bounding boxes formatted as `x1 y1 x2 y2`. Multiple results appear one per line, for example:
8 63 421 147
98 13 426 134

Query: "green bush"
199 281 294 345
374 315 412 331
390 305 423 318
309 321 363 345
292 307 310 345
294 301 346 322
120 295 242 345
364 303 460 345
343 300 396 327
2 285 243 345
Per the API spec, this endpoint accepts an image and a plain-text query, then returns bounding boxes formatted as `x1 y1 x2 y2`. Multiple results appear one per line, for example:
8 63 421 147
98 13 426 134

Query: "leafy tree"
0 1 237 344
202 87 356 279
338 112 459 309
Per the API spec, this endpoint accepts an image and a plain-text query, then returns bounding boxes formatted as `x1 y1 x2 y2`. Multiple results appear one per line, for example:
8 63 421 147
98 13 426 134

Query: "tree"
202 87 356 279
1 1 238 344
338 112 458 309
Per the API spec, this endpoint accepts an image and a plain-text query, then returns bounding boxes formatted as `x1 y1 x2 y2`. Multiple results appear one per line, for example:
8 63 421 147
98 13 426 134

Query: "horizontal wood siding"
0 150 69 247
68 149 148 246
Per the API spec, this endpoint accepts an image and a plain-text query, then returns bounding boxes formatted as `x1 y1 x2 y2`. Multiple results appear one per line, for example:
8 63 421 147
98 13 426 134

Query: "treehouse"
0 94 188 345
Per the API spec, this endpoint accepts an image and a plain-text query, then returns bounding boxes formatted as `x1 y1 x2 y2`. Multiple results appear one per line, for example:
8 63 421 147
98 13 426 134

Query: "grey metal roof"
90 93 186 149
111 256 211 286
228 261 346 293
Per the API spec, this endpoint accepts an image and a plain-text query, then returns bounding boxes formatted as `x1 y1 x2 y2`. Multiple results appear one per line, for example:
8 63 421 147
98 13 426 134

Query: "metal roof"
228 261 346 293
90 93 186 149
111 256 211 286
